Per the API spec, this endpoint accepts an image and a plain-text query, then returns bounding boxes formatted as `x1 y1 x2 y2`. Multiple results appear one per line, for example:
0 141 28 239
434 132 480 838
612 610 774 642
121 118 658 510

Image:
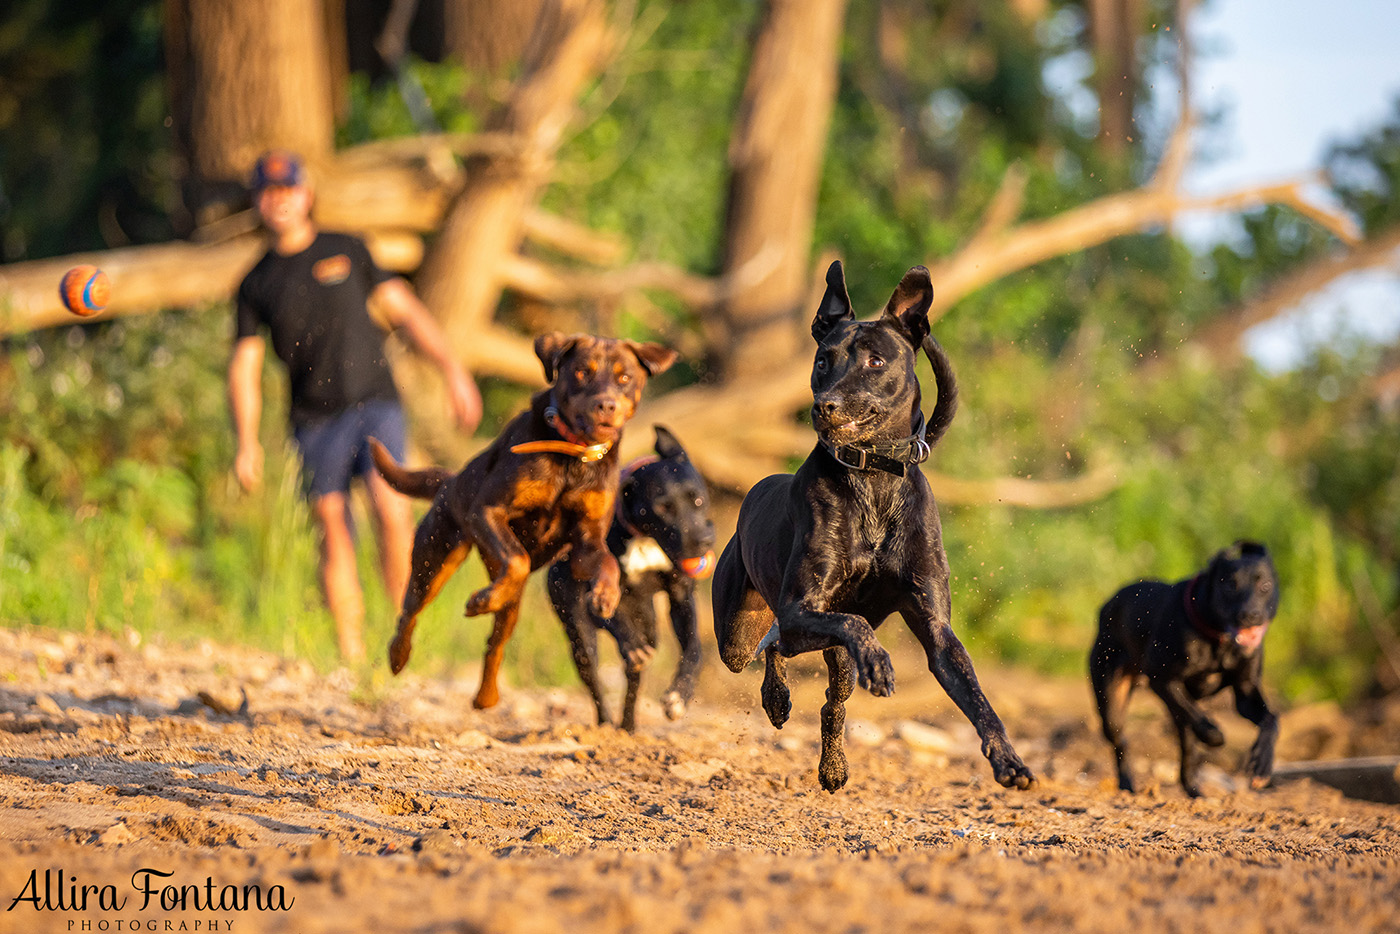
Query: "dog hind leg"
712 535 777 672
761 644 791 729
1090 637 1137 792
388 508 470 675
817 646 855 792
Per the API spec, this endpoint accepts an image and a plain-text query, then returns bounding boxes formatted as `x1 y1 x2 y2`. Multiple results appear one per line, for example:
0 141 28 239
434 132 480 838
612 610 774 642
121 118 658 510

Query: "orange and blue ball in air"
59 265 111 317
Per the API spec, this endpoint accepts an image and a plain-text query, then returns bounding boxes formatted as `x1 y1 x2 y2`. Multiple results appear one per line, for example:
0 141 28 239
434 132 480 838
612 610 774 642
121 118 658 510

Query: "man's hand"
235 440 264 492
445 365 483 433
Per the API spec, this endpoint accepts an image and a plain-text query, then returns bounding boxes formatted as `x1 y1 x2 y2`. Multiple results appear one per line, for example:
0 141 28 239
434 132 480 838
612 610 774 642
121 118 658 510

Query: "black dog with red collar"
1090 540 1280 797
547 425 716 731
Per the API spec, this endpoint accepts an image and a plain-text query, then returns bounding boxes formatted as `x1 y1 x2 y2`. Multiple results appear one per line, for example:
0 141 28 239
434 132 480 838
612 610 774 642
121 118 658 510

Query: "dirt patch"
0 626 1396 934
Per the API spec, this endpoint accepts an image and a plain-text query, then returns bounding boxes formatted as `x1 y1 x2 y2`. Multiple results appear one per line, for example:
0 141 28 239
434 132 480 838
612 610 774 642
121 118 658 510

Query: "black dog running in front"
711 260 1035 793
547 425 716 732
1090 540 1280 797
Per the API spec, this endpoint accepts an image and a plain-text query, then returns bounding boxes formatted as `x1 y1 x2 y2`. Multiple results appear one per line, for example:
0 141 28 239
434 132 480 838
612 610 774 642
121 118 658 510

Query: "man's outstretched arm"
374 277 483 433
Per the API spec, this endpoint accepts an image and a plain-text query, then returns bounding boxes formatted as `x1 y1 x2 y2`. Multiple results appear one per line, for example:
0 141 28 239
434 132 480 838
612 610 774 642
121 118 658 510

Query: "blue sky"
1185 0 1400 368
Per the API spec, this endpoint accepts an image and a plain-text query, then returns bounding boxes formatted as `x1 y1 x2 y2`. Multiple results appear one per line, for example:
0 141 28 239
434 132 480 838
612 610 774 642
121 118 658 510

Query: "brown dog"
370 332 676 709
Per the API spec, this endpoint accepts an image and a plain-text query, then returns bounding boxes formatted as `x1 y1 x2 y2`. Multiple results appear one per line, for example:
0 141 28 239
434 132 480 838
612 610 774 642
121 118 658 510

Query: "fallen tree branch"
0 231 422 337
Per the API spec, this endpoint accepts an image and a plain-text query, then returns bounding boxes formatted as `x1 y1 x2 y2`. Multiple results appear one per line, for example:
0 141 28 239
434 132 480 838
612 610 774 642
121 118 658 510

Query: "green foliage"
337 60 482 147
1328 96 1400 235
0 0 175 259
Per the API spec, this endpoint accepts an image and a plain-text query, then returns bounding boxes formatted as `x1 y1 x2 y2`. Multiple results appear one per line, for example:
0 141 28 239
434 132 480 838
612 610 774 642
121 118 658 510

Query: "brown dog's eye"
617 372 632 386
1258 580 1273 594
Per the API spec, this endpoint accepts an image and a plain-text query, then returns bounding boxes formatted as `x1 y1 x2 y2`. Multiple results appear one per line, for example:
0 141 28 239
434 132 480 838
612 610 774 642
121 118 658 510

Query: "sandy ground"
0 625 1397 934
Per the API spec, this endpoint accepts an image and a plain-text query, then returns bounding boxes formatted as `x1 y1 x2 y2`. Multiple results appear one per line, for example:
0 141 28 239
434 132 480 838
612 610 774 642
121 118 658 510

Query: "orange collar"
511 403 613 463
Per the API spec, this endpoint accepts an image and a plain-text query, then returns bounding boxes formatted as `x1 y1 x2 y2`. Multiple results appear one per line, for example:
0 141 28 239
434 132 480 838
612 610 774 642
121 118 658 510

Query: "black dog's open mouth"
815 413 876 444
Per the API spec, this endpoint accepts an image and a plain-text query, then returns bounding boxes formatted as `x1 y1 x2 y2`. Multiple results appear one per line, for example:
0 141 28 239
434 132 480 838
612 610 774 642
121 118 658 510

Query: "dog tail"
368 438 451 500
922 334 959 447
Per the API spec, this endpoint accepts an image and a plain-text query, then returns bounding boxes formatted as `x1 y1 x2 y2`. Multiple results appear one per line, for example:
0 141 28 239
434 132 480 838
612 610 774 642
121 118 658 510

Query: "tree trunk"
717 0 849 381
395 0 612 461
1087 0 1142 158
445 0 547 76
169 0 337 224
414 0 610 343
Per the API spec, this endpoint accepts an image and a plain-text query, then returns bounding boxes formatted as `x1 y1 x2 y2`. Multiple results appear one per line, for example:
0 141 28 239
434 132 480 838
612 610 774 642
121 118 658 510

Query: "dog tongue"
1235 625 1267 651
681 551 716 579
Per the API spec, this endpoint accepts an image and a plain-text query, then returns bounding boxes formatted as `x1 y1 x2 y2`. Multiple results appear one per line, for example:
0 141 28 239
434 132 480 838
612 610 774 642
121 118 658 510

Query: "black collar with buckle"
822 412 931 477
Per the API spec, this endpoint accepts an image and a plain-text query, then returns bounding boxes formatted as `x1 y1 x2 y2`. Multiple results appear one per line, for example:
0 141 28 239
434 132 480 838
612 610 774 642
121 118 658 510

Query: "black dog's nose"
814 399 840 419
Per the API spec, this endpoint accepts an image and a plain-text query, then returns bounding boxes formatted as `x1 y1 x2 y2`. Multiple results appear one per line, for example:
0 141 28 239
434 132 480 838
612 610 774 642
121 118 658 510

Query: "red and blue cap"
250 150 306 191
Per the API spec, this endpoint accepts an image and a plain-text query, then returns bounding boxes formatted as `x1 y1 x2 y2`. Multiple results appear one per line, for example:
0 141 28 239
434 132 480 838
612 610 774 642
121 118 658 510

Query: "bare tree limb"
928 175 1361 321
1188 224 1400 362
520 207 627 265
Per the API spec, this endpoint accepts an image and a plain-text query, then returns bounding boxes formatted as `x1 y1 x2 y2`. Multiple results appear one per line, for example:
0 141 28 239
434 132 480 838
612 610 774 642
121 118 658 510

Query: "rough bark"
1087 0 1143 157
717 0 849 380
445 0 547 75
399 0 614 464
170 0 337 223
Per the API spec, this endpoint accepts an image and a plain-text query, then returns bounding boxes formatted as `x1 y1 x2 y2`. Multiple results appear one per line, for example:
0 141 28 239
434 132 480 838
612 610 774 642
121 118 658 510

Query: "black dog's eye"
1258 579 1273 594
815 356 829 374
866 354 885 369
694 497 704 508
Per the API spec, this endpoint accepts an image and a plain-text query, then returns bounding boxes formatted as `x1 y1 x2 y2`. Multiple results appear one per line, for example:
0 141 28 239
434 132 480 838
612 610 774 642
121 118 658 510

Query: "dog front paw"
661 690 687 721
761 675 792 729
465 584 502 616
388 622 415 675
1246 742 1275 789
1194 718 1225 747
589 577 621 618
854 645 896 697
818 748 849 793
986 740 1036 790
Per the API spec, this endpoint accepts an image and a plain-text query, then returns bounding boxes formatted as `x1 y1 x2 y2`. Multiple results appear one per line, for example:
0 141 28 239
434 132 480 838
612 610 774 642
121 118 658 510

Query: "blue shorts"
292 400 406 500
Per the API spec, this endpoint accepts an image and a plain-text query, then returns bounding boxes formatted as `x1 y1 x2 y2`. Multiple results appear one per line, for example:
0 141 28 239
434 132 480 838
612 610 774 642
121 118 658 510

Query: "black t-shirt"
236 232 399 427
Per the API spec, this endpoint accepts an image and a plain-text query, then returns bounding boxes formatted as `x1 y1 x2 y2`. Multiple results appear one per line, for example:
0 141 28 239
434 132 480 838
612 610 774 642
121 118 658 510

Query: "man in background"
229 150 482 663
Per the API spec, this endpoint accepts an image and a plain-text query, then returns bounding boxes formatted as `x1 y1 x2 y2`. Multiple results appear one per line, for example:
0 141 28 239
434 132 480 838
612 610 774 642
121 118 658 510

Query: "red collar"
511 403 613 463
1182 574 1227 642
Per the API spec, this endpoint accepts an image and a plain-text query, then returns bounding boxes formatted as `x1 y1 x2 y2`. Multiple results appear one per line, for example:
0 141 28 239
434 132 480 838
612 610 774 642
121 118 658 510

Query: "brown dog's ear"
812 260 854 341
535 331 581 382
882 265 933 347
626 341 678 377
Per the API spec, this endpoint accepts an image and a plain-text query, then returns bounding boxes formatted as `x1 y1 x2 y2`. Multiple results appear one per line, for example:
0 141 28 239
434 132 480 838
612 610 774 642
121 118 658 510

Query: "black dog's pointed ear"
626 340 678 377
1235 540 1269 558
812 260 854 341
652 424 686 460
882 265 933 347
535 331 581 382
